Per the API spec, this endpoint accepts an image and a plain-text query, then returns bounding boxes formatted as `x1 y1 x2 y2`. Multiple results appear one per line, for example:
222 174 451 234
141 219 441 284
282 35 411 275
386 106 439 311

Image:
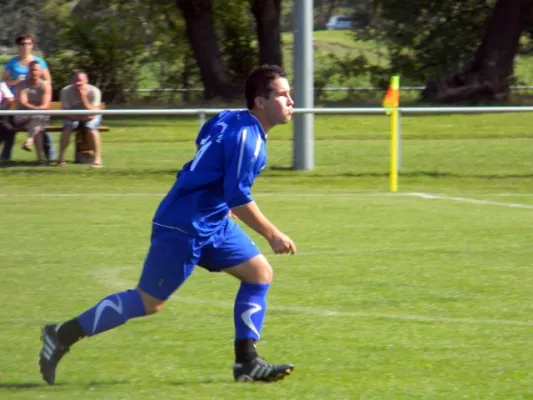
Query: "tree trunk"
250 0 283 67
176 0 237 99
324 0 337 26
422 0 533 103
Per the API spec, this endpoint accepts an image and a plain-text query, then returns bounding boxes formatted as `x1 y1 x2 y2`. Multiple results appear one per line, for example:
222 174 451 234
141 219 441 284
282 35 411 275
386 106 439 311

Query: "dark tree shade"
423 0 533 102
250 0 283 67
176 0 237 99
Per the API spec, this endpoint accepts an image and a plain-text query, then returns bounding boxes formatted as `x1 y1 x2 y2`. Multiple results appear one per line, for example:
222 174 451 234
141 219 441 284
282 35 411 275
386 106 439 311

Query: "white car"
326 16 353 30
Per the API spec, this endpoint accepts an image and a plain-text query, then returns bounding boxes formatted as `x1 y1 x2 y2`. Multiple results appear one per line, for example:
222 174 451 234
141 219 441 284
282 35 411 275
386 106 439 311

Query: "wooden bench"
10 101 109 163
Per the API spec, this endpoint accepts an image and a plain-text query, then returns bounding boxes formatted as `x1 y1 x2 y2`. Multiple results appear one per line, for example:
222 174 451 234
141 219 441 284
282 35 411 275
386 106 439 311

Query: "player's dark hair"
16 34 34 45
71 69 88 79
28 60 40 68
245 65 286 110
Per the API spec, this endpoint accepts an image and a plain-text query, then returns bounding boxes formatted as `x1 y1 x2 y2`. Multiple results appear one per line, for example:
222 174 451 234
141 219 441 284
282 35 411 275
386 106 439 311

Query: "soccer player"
39 65 296 384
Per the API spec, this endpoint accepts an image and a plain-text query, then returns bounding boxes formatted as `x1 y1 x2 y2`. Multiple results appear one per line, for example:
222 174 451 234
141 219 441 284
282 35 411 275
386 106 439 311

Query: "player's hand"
268 231 296 255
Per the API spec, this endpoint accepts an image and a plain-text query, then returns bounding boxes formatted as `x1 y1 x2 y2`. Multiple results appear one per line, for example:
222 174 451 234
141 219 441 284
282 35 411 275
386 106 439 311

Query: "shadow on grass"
167 377 230 386
0 380 131 390
268 165 533 179
0 160 49 168
2 163 533 181
0 382 45 389
0 378 228 390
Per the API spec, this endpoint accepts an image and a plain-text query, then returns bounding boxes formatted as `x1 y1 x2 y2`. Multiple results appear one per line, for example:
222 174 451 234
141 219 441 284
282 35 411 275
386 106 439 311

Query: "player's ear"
254 96 265 110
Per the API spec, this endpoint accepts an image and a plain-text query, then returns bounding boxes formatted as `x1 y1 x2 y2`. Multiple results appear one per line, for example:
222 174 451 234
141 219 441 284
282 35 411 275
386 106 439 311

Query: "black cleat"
233 357 294 382
39 324 70 385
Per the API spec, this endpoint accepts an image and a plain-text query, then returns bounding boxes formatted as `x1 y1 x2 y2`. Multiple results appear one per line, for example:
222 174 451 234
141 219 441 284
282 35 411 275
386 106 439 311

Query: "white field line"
296 243 526 256
0 192 412 198
409 192 533 210
2 191 533 200
89 266 533 328
492 193 533 197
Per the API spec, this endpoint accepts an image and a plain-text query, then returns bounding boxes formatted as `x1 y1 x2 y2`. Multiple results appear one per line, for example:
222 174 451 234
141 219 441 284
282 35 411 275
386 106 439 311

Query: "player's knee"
136 287 165 315
260 263 274 283
224 255 274 284
247 262 273 284
144 302 164 315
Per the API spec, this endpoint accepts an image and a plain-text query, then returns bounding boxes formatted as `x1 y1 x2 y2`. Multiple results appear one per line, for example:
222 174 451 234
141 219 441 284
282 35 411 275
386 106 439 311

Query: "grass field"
1 113 533 399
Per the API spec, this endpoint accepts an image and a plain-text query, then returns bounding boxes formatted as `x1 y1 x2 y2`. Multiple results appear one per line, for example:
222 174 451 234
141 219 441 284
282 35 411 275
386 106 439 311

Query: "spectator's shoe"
39 324 70 385
233 357 294 382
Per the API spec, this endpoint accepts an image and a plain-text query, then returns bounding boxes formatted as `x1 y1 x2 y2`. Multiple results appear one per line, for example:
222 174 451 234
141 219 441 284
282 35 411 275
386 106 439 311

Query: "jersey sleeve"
35 56 48 70
4 57 15 74
224 127 261 208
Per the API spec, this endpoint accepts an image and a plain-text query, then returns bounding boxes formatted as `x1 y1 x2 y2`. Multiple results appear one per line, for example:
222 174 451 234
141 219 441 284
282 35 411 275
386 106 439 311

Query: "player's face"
263 77 294 127
73 73 88 89
29 64 42 80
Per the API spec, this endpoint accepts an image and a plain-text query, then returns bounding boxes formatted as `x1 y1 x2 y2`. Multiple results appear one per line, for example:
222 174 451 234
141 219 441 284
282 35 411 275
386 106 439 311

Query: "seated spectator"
13 61 51 164
0 80 15 160
2 33 55 160
58 70 103 168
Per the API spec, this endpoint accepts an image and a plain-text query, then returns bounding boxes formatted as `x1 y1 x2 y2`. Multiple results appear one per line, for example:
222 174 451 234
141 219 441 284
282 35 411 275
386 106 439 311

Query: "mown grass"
1 112 533 399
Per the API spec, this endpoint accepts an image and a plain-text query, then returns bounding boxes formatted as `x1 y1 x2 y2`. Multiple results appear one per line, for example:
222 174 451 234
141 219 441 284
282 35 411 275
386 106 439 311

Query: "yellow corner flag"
382 75 400 115
383 75 400 192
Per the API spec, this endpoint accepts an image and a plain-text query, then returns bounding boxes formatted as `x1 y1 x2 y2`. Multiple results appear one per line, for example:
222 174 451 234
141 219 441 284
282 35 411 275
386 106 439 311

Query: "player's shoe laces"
233 357 294 382
39 324 70 385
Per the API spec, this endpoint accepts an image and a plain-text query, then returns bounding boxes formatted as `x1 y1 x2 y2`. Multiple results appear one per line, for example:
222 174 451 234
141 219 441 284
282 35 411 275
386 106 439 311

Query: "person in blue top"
39 65 297 384
1 34 55 160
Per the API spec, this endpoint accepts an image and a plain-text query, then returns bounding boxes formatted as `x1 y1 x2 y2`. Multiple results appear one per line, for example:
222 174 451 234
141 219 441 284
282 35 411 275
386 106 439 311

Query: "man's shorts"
137 219 261 300
63 115 102 130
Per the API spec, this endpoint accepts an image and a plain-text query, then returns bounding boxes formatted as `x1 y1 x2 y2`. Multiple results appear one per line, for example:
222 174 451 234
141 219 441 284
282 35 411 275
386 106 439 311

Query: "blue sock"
234 283 270 341
77 289 146 336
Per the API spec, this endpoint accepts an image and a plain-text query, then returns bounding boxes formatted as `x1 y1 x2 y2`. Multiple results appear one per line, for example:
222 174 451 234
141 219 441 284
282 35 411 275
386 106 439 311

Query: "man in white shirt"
0 81 15 161
58 70 103 168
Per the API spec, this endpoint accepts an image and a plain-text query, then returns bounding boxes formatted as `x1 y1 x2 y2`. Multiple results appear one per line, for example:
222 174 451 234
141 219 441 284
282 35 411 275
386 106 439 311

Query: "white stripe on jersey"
236 128 247 181
253 134 262 158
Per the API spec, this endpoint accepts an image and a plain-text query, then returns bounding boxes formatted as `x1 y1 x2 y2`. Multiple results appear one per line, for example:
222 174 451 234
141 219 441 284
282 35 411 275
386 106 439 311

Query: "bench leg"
74 128 95 164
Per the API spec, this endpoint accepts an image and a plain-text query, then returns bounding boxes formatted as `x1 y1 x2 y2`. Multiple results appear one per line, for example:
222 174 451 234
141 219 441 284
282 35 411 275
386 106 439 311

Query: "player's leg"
39 224 199 385
226 256 293 382
29 120 46 162
199 221 293 382
0 118 15 161
85 116 103 167
58 121 76 165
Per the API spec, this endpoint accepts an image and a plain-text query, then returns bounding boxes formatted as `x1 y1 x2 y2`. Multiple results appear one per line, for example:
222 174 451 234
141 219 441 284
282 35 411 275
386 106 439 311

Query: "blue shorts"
137 219 261 300
64 115 102 130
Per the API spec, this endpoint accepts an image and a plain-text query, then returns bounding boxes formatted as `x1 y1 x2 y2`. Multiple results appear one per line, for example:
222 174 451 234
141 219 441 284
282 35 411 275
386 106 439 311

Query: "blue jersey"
153 110 267 238
4 56 48 79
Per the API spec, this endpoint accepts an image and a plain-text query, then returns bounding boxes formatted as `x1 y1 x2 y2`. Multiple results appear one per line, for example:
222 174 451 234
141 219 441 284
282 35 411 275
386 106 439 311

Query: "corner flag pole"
382 75 400 192
390 106 399 192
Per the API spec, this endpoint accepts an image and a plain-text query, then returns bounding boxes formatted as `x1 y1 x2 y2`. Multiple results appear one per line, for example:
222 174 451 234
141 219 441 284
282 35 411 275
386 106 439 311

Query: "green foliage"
2 114 533 399
42 0 153 101
214 0 258 85
134 1 202 102
314 52 369 100
0 0 48 47
359 1 495 85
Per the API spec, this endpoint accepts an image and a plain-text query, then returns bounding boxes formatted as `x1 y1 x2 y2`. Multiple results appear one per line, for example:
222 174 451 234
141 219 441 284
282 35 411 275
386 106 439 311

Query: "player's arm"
16 87 34 109
224 128 296 254
0 84 14 109
2 67 24 88
37 81 52 109
231 201 296 254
